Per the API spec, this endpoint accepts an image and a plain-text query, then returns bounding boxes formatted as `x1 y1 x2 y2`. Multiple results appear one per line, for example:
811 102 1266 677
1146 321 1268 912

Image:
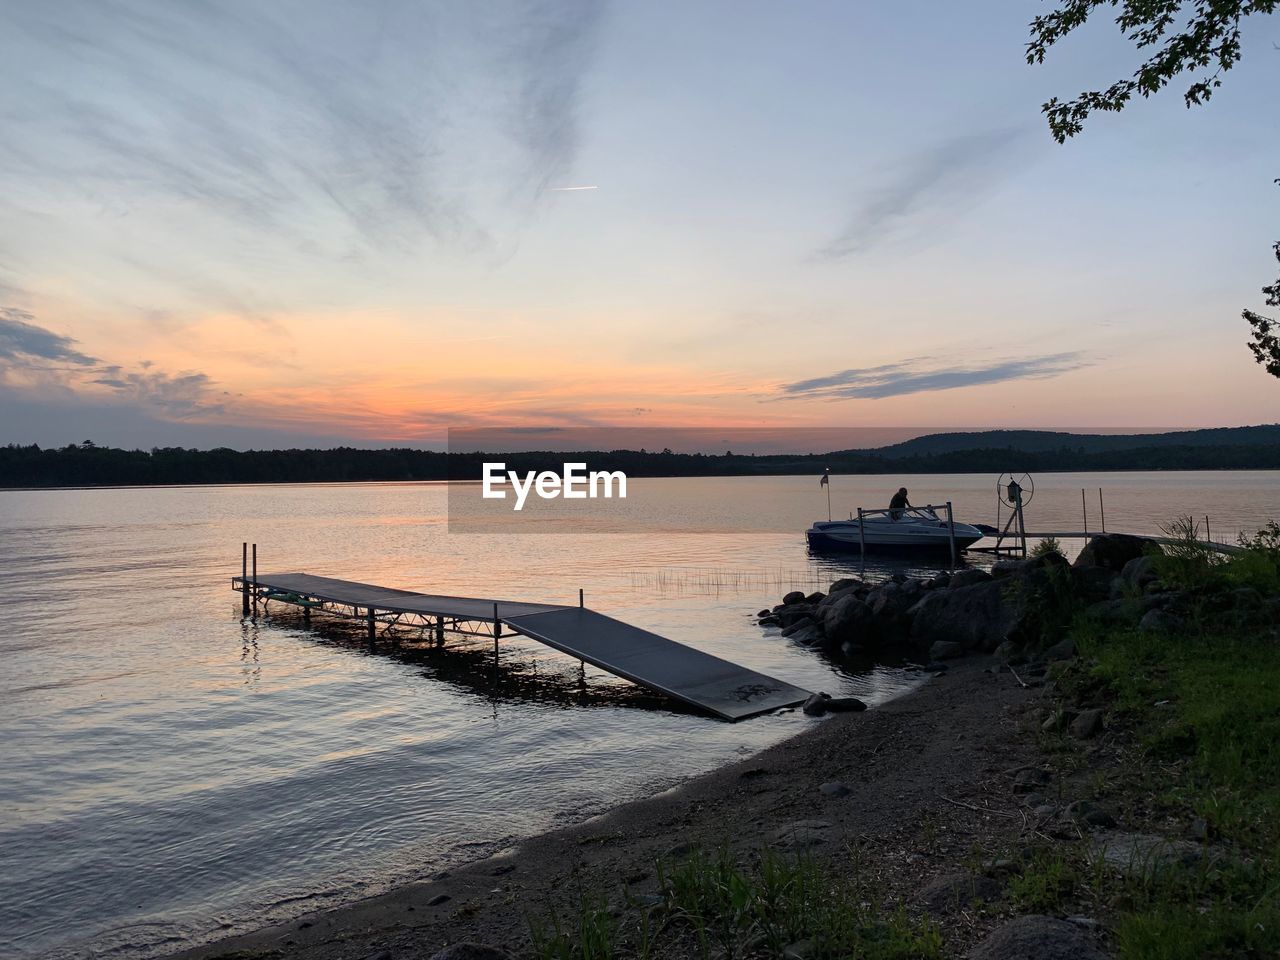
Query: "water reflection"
255 605 710 720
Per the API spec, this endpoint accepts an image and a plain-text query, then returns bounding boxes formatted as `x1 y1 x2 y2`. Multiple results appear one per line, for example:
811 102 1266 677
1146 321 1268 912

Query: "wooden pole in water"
1081 489 1088 538
579 588 584 608
1205 515 1212 544
1099 488 1106 533
435 616 445 645
241 542 249 616
857 507 866 580
493 602 500 667
251 543 258 616
946 501 957 573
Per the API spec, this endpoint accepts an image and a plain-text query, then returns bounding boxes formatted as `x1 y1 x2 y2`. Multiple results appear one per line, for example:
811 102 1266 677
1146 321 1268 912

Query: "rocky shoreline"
757 533 1217 678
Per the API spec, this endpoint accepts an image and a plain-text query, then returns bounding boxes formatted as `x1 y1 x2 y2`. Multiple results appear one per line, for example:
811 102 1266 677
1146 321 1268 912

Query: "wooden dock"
232 568 809 722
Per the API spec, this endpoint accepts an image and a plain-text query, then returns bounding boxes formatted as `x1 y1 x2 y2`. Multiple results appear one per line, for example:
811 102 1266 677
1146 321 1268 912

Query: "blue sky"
0 1 1276 448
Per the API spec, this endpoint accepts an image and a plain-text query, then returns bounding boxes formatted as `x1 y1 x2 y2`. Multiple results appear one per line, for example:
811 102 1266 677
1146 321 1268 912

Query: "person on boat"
889 487 911 520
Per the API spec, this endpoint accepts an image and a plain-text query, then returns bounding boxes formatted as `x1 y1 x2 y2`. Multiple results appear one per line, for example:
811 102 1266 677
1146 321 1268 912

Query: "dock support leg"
303 605 311 626
435 617 444 645
367 607 376 643
241 543 249 616
251 543 258 617
493 603 500 668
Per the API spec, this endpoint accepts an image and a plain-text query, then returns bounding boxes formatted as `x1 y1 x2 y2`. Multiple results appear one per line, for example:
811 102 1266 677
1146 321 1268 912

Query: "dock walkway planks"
234 572 809 721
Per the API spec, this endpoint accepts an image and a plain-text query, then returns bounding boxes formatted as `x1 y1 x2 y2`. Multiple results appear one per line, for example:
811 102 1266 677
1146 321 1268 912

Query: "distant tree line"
2 440 1278 488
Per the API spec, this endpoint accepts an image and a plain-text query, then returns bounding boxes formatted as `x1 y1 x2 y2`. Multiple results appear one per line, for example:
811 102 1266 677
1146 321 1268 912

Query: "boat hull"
806 521 984 555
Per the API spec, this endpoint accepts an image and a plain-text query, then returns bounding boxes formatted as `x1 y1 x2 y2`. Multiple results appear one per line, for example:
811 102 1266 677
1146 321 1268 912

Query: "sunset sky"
0 1 1276 449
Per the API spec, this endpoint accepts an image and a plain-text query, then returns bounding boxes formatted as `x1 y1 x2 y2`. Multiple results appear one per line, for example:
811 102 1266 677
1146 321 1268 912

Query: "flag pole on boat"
820 467 831 522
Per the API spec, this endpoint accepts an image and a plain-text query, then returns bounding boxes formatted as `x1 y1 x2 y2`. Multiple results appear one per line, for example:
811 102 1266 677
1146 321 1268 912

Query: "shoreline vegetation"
172 522 1280 960
4 425 1280 488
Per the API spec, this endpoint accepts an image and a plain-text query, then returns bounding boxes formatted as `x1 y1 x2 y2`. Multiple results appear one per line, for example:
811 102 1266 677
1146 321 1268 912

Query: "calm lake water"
1 472 1276 960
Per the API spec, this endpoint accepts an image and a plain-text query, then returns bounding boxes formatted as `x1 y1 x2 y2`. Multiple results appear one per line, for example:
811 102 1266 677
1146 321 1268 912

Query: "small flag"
820 469 829 486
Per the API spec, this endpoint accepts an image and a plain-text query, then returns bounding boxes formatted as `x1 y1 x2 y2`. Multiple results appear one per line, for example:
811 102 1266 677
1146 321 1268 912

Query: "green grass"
527 846 942 960
1045 544 1280 959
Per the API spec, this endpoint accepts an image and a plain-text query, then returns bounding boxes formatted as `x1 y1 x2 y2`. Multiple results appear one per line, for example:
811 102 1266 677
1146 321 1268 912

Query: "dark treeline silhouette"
3 429 1279 488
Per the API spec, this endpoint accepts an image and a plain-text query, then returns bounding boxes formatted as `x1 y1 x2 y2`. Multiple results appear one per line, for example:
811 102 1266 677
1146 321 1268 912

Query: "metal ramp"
503 607 811 721
233 572 809 721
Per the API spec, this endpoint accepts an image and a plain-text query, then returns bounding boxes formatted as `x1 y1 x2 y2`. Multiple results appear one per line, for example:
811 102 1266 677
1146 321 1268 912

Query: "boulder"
805 591 826 603
914 872 1002 914
949 568 993 589
1090 831 1202 877
775 605 815 628
1119 555 1160 591
1070 708 1104 739
1073 564 1118 602
1074 533 1152 572
924 573 951 590
828 577 862 595
909 579 1023 652
822 594 873 642
823 696 867 712
784 623 822 646
780 617 816 638
929 640 965 660
1066 799 1116 829
967 915 1109 960
1086 598 1132 626
801 693 830 716
782 590 807 606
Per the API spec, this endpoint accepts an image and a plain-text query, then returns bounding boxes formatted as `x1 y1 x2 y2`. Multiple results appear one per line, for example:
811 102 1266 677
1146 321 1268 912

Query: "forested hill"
2 426 1278 487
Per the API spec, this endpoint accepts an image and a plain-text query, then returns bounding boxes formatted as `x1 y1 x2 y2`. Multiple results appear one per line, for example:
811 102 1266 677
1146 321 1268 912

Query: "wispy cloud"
779 352 1090 400
0 1 604 259
814 127 1027 260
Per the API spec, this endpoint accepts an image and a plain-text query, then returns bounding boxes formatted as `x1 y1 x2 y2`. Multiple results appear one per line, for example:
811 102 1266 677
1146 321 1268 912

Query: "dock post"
1205 515 1211 544
946 501 957 573
251 543 258 616
493 602 500 667
367 607 376 643
435 616 445 645
1099 488 1106 533
857 508 866 580
579 588 584 608
1081 489 1088 538
303 602 311 626
241 542 249 616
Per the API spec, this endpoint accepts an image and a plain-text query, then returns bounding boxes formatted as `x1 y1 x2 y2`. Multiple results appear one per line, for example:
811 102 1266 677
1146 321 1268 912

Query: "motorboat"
806 504 985 554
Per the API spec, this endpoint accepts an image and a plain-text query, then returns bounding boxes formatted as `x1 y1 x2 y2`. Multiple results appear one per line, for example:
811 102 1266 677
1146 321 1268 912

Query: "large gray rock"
1070 708 1105 739
909 579 1023 652
1091 831 1202 877
1073 564 1118 602
914 872 1001 913
1074 533 1152 572
822 593 873 642
949 568 993 589
1120 555 1160 591
968 915 1109 960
